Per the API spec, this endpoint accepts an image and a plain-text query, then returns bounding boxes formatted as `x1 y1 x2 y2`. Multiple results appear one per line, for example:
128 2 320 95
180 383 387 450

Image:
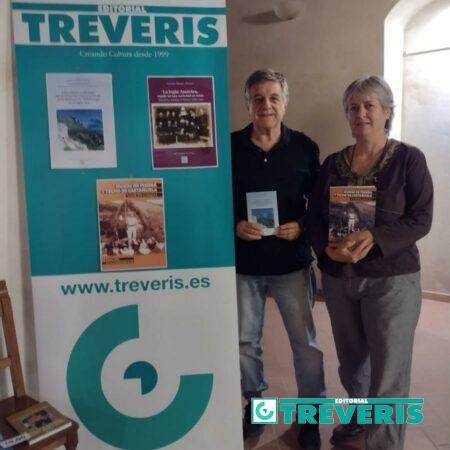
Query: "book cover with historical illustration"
148 76 217 169
97 179 167 271
7 402 71 445
329 185 376 240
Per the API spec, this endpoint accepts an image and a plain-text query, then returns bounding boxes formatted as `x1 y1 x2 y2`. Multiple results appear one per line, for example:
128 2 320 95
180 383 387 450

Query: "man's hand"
236 220 263 240
325 230 374 263
276 221 301 241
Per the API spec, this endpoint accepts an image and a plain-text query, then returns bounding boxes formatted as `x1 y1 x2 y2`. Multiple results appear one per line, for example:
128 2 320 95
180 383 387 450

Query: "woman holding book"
307 75 433 450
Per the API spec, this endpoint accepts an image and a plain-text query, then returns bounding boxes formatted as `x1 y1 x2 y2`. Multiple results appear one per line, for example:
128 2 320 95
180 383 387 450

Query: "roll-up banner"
12 1 243 448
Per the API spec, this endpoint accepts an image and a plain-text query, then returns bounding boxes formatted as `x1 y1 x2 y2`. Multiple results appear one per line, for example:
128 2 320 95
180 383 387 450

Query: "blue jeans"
237 267 326 398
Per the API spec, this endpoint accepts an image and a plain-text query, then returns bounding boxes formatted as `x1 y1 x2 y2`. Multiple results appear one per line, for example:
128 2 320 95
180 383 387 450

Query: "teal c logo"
251 398 278 424
67 305 213 449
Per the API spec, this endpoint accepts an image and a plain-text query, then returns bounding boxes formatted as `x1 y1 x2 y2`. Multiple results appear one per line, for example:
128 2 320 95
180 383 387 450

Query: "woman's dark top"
306 139 433 278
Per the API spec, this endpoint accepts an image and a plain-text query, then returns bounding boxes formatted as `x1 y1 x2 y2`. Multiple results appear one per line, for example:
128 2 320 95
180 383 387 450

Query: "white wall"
227 0 396 156
404 0 450 52
402 0 450 294
384 0 437 138
0 0 38 396
0 5 8 282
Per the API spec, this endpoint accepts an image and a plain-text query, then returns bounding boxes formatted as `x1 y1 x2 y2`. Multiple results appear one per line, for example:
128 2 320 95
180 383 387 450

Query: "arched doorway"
385 0 450 295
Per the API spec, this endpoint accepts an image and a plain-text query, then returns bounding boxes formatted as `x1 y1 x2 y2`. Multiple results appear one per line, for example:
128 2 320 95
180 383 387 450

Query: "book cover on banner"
46 73 117 169
246 191 279 236
6 402 71 445
148 76 217 169
329 185 376 240
97 179 167 271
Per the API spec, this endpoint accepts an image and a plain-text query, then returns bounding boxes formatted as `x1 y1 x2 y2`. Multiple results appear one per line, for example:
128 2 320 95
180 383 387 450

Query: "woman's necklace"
349 139 389 180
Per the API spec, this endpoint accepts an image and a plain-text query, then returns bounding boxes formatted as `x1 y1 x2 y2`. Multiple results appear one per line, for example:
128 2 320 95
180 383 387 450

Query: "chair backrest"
0 280 26 398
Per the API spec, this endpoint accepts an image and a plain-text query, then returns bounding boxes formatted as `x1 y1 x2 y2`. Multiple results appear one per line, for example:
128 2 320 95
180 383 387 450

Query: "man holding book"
231 68 325 450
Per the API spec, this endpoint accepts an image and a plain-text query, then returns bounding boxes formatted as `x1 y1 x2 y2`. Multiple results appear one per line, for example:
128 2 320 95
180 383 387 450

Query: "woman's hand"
325 230 374 263
325 240 359 263
343 230 374 253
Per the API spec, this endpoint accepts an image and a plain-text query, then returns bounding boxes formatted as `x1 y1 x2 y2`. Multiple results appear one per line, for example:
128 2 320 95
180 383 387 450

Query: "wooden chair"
0 280 78 449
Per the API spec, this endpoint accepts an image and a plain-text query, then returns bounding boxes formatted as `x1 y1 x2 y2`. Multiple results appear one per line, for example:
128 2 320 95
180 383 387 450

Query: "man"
231 69 326 450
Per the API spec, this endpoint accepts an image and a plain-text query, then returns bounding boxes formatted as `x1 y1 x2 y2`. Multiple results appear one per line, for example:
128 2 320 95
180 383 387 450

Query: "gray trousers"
322 271 422 450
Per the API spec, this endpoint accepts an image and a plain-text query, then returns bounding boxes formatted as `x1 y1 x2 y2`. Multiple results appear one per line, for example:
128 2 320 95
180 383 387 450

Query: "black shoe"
243 403 265 439
330 424 365 445
298 425 321 450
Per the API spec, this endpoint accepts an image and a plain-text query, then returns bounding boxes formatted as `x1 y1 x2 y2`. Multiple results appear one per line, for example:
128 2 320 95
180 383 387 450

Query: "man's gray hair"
244 69 289 106
343 75 395 134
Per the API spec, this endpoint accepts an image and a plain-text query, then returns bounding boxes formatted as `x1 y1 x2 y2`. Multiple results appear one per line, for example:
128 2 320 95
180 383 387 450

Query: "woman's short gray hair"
244 69 289 107
343 75 395 134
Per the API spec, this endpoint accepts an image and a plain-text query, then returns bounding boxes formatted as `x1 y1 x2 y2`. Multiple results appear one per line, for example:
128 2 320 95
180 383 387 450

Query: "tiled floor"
244 298 450 450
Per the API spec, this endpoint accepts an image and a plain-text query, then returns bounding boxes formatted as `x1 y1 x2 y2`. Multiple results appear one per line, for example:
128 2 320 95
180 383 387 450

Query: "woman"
307 76 433 450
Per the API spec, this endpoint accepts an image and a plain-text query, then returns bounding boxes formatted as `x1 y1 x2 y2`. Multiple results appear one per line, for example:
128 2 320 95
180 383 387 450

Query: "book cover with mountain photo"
46 73 117 169
246 191 279 236
57 109 104 151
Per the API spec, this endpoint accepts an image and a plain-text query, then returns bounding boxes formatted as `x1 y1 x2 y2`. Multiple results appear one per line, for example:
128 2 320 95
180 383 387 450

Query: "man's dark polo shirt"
231 123 320 275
